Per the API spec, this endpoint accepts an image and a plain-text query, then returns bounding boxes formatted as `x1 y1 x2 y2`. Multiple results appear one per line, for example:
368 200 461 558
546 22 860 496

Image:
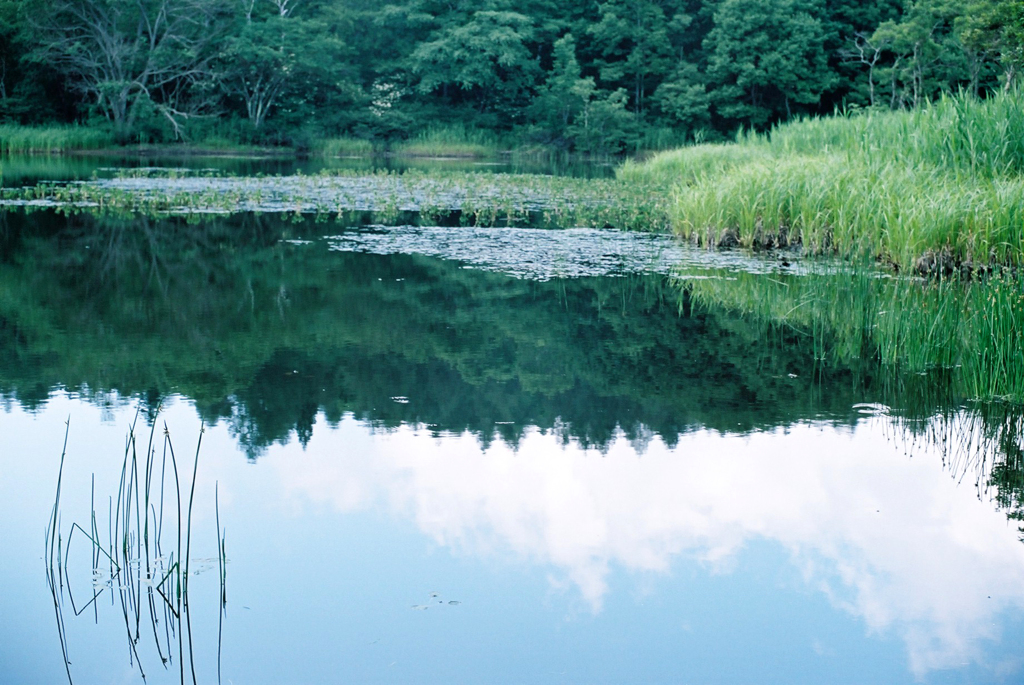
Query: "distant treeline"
0 0 1022 152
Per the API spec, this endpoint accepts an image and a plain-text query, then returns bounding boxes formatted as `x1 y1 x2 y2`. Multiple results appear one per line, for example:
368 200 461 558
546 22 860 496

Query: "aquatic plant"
45 416 226 684
0 168 674 231
0 125 114 154
624 89 1024 271
391 124 505 158
312 137 376 157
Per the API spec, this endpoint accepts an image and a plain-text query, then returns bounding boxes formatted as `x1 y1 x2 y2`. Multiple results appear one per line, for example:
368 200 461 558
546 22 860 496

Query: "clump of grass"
314 137 376 157
0 124 114 154
619 141 769 186
770 91 1024 177
670 154 1024 267
393 124 503 158
45 415 226 684
624 88 1024 271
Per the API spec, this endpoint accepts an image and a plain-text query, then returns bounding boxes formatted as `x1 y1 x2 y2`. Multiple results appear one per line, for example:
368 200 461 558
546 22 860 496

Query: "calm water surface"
0 163 1022 684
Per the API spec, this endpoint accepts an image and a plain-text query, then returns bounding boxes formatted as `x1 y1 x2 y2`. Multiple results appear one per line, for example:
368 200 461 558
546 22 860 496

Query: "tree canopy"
0 0 1021 150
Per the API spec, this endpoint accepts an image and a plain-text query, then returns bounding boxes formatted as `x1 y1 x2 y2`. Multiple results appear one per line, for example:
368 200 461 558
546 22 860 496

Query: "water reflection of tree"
3 207 1023 527
0 210 882 458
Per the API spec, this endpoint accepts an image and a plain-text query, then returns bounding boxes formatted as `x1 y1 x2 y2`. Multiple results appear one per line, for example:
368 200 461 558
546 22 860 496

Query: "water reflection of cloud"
271 418 1024 677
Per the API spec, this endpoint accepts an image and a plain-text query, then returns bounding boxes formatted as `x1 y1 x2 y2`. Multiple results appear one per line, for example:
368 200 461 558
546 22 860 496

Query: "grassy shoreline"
621 89 1024 274
0 123 515 160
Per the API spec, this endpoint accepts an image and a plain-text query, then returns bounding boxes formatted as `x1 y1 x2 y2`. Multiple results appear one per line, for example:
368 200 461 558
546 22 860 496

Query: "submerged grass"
622 89 1024 271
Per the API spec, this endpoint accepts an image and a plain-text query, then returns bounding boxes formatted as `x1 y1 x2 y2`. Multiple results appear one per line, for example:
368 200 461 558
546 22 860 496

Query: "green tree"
705 0 834 127
219 0 349 133
652 60 711 136
588 0 679 113
21 0 233 140
956 0 1024 87
529 32 638 153
529 33 591 146
569 85 638 154
822 0 903 108
0 0 52 121
870 0 965 108
411 8 539 122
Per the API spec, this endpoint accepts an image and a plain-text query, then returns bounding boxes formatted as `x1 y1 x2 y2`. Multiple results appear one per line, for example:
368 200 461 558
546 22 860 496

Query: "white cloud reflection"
270 417 1024 677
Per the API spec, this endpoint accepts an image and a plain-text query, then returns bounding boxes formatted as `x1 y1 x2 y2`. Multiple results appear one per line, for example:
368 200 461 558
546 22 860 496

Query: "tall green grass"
623 89 1024 270
620 140 769 186
770 92 1024 177
392 124 504 158
313 136 376 157
0 124 114 154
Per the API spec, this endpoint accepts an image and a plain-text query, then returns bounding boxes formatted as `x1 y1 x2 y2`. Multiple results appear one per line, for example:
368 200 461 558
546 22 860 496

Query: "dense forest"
0 0 1022 152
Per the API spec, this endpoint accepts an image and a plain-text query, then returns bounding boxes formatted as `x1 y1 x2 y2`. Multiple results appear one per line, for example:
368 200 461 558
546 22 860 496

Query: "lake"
1 157 1022 684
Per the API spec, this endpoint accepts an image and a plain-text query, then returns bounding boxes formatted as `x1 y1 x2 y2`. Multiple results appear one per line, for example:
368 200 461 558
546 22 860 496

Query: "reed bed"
0 125 114 154
619 138 769 187
392 124 504 158
624 89 1024 271
312 136 376 157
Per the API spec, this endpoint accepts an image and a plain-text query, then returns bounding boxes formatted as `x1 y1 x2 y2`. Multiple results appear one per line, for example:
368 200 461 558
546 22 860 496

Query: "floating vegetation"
45 415 226 684
327 225 683 281
320 224 875 282
0 168 673 231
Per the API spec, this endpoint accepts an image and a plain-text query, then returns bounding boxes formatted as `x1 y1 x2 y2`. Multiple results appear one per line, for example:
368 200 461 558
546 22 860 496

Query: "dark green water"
0 210 926 451
1 187 1022 684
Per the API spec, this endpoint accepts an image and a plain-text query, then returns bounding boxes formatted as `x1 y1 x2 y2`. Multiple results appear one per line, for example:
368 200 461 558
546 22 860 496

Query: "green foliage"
0 124 113 153
625 88 1024 269
705 0 835 126
219 0 351 134
0 0 1018 149
19 0 233 141
955 0 1024 84
651 61 712 138
588 0 677 113
411 9 539 123
869 0 967 107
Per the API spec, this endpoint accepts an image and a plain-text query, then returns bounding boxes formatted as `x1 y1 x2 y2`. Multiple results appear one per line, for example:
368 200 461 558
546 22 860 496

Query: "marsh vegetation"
623 88 1024 273
45 416 226 684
